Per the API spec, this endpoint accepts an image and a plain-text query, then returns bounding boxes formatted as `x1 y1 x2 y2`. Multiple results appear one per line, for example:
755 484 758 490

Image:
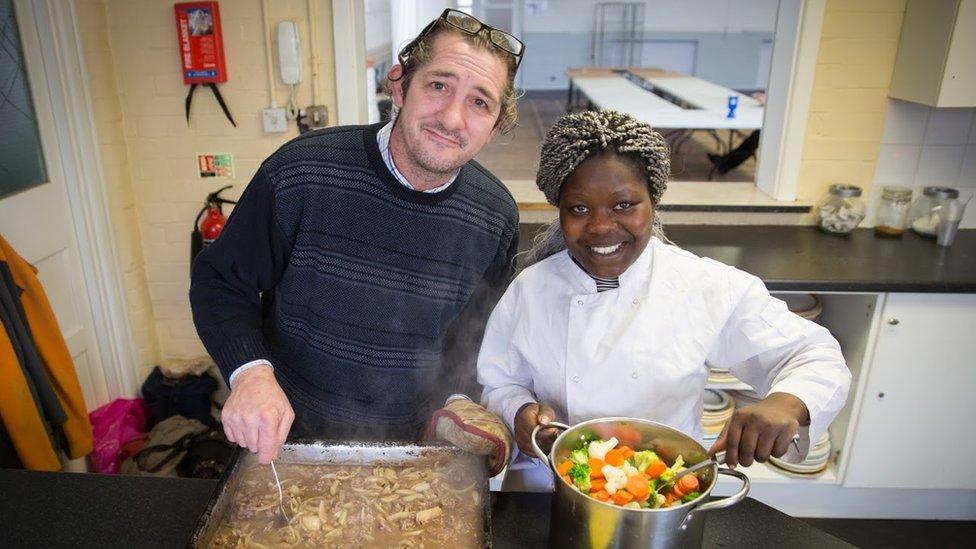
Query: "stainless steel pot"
531 417 749 549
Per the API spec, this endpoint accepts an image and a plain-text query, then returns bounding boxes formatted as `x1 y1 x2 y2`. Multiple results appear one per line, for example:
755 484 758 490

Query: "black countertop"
519 224 976 293
0 469 851 548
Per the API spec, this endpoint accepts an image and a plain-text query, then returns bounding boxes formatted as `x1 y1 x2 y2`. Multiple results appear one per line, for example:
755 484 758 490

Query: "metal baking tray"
187 440 491 547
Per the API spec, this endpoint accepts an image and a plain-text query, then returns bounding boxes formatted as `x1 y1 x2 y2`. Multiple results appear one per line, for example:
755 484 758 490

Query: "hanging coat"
0 234 93 470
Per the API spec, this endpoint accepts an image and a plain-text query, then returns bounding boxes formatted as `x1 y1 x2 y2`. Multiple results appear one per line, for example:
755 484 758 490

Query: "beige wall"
796 0 907 203
75 0 160 371
79 0 338 365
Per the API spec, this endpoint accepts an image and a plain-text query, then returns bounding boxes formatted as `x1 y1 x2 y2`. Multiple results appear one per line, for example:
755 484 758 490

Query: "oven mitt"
427 398 512 477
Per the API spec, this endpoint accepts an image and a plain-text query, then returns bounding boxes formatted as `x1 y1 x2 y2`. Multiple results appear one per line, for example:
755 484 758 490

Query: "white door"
844 293 976 490
0 0 107 409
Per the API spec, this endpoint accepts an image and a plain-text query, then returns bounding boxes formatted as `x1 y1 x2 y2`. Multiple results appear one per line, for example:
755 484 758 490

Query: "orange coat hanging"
0 235 92 470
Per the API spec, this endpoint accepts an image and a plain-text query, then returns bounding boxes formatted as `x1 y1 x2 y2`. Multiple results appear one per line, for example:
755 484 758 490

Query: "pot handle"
678 467 750 531
530 422 571 469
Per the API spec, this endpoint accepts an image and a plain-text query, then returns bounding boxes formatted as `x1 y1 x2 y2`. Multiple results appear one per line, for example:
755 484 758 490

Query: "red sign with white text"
174 2 227 84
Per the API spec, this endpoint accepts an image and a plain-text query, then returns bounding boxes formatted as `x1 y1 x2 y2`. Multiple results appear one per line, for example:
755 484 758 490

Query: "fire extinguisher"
190 185 237 269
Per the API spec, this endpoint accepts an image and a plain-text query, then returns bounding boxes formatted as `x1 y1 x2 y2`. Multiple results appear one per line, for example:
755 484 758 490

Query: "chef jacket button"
572 375 581 382
632 298 640 305
577 300 584 306
631 372 639 379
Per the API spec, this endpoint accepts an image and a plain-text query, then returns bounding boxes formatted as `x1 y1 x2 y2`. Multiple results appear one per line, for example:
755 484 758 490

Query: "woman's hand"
709 392 809 467
514 402 558 457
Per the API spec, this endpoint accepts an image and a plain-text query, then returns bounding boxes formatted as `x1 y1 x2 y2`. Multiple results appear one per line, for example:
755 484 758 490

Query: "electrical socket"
262 108 288 133
305 105 329 129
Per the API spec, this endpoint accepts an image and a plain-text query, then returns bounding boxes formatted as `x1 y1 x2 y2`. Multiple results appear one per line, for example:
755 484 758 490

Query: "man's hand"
221 365 294 464
709 392 809 468
514 402 558 457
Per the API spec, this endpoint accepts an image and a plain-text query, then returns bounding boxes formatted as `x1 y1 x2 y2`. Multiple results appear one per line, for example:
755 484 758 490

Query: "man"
190 10 522 471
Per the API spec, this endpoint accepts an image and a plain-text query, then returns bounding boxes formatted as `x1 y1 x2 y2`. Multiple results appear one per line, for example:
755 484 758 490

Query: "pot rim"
548 416 718 513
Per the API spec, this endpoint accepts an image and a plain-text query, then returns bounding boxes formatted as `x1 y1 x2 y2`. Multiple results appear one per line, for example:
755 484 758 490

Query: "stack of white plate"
769 431 831 476
771 293 823 324
700 389 734 449
706 366 739 385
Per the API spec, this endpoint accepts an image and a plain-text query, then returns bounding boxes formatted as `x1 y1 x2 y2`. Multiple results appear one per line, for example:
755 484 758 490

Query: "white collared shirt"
477 237 851 490
377 122 458 193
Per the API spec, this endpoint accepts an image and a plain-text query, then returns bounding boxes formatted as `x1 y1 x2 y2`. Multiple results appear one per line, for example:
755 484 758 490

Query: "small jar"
909 186 959 237
816 184 866 235
874 186 913 237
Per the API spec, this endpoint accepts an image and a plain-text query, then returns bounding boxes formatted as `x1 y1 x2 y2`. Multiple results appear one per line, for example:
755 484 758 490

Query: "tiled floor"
473 91 757 183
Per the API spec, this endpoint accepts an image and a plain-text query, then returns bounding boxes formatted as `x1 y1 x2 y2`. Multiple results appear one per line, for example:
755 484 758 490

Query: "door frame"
15 0 139 398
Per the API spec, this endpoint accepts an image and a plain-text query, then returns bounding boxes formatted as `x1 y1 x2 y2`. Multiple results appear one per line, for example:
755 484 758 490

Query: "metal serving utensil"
664 433 802 491
270 459 290 527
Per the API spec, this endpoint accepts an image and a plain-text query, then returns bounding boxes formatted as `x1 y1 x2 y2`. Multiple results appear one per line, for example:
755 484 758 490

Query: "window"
0 0 47 199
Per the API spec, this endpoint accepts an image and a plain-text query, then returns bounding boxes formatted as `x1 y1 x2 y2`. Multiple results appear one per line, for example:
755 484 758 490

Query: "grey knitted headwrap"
521 109 671 269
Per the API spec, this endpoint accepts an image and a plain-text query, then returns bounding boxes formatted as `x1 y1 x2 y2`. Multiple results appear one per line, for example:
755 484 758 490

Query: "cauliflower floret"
621 461 639 478
588 437 619 461
602 464 628 495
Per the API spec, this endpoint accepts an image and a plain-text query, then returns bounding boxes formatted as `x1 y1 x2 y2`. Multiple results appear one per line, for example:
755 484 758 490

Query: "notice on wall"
197 153 233 179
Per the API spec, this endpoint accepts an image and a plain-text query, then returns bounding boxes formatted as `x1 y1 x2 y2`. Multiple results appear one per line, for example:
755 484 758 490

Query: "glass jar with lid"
909 186 959 237
874 186 913 237
816 184 866 235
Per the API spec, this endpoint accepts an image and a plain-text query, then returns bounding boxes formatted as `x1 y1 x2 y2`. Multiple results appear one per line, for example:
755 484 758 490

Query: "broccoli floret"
569 448 589 465
629 450 660 472
681 491 701 503
659 455 685 483
568 463 592 492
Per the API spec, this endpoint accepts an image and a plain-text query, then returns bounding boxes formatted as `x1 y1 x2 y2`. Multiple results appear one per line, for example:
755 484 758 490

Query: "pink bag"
88 398 148 473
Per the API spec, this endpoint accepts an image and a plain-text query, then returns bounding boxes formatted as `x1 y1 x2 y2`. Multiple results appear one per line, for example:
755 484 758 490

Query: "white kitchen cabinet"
843 293 976 490
889 0 976 107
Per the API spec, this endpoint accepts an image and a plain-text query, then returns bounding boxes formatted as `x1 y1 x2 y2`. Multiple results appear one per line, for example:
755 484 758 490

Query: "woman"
477 110 851 491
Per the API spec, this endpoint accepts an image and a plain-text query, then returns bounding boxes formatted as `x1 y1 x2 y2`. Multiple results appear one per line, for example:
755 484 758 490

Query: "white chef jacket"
478 237 851 491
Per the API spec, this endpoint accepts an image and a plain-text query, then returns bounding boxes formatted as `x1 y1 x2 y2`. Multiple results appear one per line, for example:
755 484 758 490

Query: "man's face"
390 33 509 180
559 154 655 279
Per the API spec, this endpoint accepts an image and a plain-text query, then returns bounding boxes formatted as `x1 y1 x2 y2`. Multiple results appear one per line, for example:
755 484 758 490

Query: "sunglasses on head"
398 9 524 70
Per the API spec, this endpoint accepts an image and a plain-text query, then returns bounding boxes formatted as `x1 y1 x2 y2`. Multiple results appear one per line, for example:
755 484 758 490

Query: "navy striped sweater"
190 123 519 440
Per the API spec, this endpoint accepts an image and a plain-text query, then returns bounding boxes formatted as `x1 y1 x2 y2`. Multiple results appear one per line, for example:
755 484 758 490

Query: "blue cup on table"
727 95 738 118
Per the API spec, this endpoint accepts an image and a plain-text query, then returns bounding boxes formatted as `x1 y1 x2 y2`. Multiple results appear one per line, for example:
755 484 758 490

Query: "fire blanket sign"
197 153 234 179
174 2 236 127
174 1 227 84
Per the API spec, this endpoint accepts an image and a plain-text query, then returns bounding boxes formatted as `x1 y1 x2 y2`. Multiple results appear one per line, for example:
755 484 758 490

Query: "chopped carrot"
664 493 676 507
619 446 635 459
612 489 634 506
604 449 625 467
561 474 572 485
626 476 650 501
593 490 610 502
556 460 574 476
671 485 685 498
677 474 700 495
613 426 642 449
588 458 605 478
590 478 607 492
645 459 667 479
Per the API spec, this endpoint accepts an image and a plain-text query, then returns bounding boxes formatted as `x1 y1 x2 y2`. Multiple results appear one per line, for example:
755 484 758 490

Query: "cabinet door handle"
887 318 899 325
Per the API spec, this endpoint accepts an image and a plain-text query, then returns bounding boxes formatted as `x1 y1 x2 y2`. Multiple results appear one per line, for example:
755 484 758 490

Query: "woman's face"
559 154 655 279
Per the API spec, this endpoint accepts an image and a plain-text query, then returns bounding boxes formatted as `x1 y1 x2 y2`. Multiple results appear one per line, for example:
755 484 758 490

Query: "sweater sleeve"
189 165 292 383
436 221 519 405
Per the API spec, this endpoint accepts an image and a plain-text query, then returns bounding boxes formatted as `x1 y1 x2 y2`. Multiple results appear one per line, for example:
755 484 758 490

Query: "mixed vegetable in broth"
556 436 703 508
208 457 483 548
